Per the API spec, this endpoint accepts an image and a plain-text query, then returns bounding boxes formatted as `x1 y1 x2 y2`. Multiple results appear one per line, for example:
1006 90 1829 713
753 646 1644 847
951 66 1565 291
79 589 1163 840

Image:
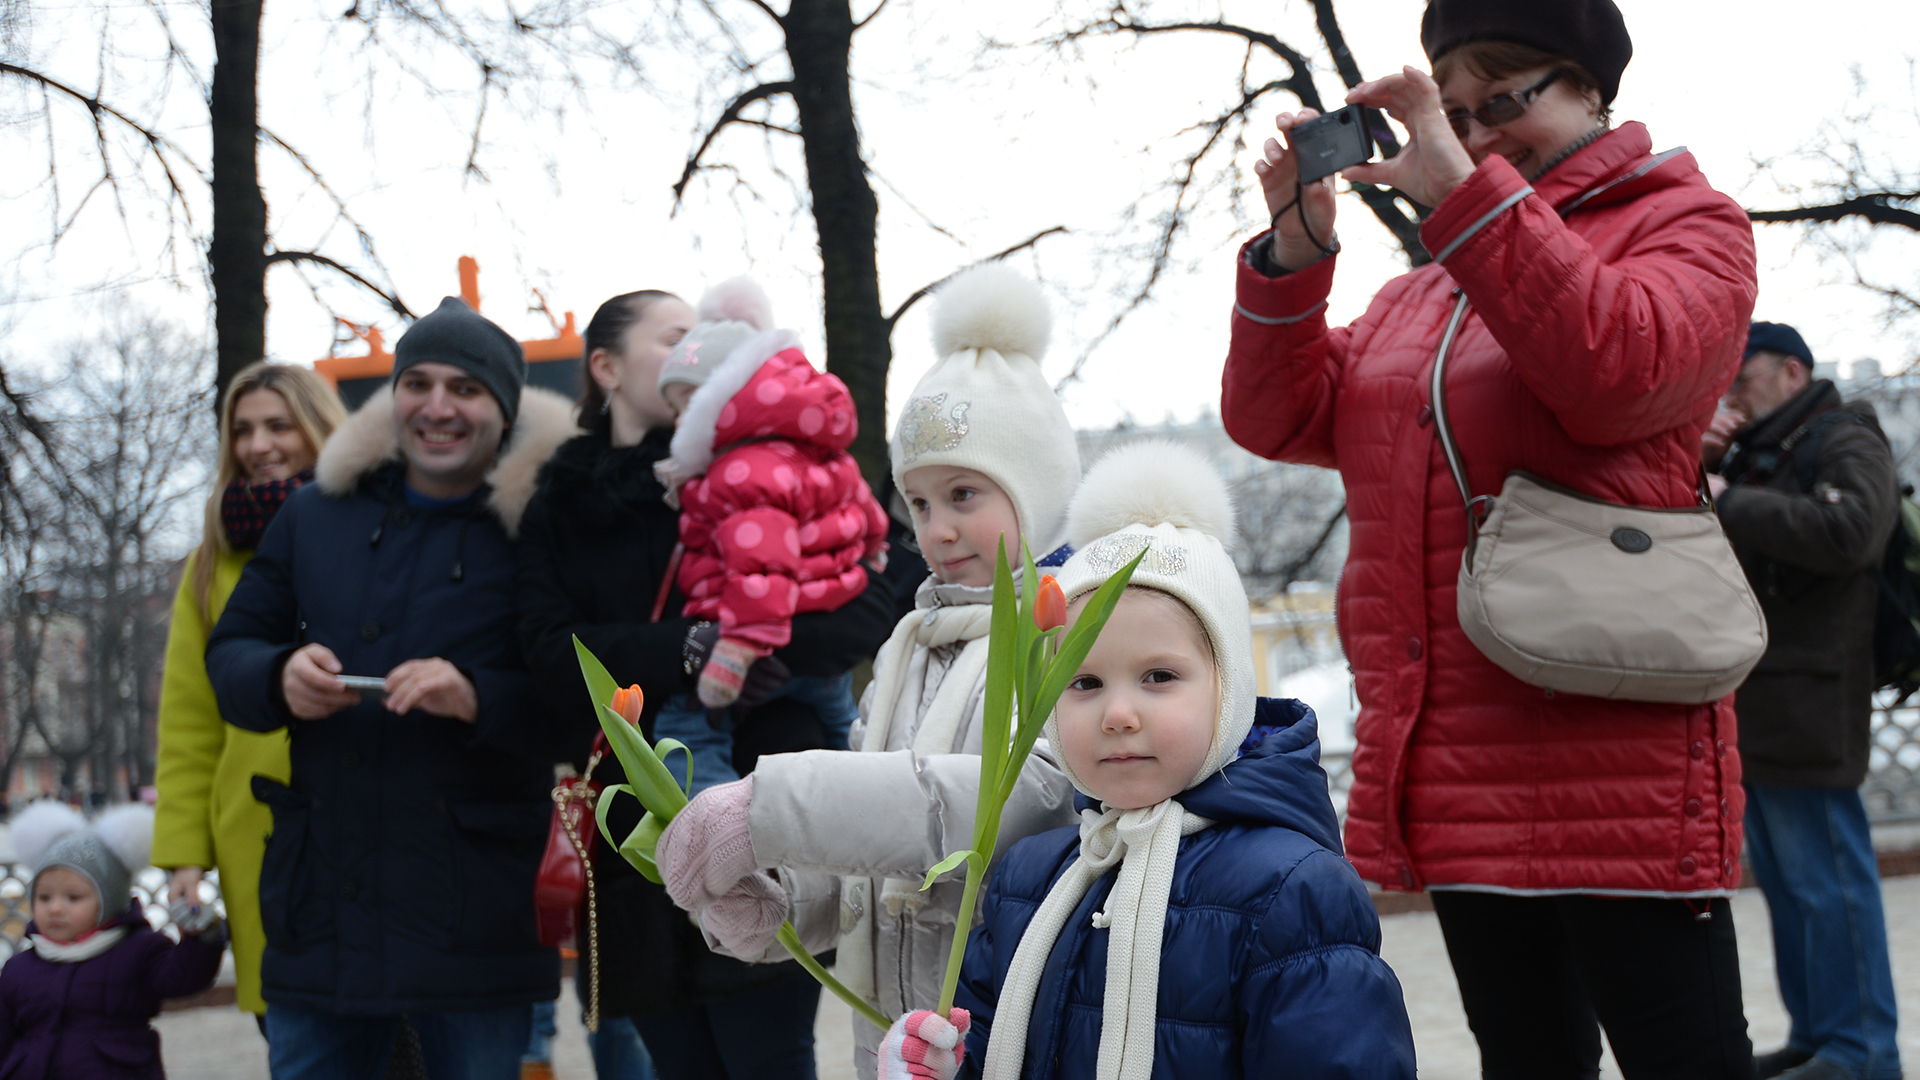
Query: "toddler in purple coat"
0 801 225 1079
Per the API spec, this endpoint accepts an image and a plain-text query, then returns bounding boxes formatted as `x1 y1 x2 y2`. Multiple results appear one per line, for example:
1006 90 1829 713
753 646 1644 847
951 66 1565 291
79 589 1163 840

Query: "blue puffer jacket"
206 389 573 1014
956 699 1416 1079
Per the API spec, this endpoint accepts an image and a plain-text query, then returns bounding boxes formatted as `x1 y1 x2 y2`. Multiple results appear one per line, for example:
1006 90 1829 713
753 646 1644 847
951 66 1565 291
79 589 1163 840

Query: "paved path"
157 875 1919 1079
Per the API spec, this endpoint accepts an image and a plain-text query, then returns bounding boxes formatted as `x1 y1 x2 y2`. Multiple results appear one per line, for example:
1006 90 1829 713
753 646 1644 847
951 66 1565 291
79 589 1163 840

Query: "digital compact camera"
1290 104 1376 184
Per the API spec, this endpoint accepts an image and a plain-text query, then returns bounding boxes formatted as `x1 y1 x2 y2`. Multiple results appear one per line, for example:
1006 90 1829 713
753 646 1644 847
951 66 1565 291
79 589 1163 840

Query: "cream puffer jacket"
733 576 1077 1078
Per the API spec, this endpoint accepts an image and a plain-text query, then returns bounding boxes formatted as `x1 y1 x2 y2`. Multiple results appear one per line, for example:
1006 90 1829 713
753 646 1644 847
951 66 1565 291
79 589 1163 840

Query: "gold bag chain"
551 742 606 1032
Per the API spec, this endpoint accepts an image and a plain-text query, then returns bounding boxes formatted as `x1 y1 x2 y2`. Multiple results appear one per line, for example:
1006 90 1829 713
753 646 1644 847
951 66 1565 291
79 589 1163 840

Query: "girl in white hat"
877 441 1416 1080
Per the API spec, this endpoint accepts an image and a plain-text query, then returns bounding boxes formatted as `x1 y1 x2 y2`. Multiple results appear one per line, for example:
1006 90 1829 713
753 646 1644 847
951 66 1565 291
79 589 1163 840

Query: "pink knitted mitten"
699 871 788 958
697 638 761 708
879 1009 971 1080
658 775 759 913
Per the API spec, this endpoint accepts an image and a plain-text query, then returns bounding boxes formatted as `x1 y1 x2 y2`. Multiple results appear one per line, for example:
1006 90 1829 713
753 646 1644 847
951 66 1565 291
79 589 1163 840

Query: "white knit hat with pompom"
891 263 1081 557
656 277 776 395
1047 440 1255 795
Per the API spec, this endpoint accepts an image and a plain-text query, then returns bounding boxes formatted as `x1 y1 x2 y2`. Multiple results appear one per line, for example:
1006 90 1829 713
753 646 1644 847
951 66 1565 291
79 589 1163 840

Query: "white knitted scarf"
30 927 128 963
839 598 994 1006
981 800 1213 1080
857 602 994 757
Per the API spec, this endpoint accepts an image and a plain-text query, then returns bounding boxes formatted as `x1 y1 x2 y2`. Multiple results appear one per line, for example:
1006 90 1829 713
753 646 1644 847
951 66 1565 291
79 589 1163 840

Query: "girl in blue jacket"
877 440 1416 1080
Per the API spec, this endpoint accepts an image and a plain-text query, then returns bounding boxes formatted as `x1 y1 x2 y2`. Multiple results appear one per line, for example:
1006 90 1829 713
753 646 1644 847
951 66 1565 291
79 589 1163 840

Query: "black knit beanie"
392 297 527 426
1421 0 1632 104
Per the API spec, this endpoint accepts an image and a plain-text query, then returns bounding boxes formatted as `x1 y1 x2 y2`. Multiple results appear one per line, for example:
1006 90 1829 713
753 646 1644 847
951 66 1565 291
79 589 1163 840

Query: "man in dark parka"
207 298 577 1080
1706 321 1904 1080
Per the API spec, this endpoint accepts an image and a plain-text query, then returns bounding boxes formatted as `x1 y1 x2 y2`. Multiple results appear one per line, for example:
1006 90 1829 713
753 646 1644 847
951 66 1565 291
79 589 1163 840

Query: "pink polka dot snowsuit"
674 347 889 654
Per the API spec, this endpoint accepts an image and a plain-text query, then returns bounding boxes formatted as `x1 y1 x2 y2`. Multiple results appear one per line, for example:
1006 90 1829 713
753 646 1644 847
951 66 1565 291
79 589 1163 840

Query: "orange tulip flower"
610 684 644 725
1034 574 1067 632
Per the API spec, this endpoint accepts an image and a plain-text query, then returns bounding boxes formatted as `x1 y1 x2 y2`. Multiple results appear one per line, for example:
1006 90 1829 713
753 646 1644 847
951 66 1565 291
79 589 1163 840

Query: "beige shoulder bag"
1430 293 1766 703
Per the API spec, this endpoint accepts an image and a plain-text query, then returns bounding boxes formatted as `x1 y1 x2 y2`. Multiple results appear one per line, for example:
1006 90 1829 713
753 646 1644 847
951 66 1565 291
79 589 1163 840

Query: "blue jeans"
629 966 820 1080
523 999 557 1063
265 1002 534 1080
1745 784 1903 1079
587 1014 657 1080
655 673 858 795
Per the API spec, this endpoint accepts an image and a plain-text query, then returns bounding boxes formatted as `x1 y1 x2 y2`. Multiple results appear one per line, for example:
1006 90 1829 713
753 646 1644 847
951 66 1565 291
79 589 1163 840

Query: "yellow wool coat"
151 546 292 1015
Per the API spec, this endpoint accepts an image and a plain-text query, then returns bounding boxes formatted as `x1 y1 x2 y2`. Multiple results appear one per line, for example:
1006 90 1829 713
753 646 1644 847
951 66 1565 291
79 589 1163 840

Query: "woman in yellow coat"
153 362 345 1019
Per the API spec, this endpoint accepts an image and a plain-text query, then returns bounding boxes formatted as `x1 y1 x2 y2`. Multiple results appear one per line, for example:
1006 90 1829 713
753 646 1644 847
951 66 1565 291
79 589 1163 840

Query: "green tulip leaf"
920 848 982 891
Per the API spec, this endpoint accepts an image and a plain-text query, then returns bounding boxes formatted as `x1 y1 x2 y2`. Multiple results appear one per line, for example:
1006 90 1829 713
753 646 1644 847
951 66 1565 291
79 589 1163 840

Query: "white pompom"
696 277 774 332
1067 440 1236 549
11 801 87 869
930 262 1052 363
93 804 155 874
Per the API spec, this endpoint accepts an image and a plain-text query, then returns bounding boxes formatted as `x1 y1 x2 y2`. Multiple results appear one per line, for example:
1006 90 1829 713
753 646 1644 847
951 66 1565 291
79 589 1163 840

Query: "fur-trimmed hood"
656 330 857 498
316 385 578 538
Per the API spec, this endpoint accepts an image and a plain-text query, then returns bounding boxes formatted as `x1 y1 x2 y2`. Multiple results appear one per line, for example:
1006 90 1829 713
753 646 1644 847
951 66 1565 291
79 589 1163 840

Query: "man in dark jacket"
1706 322 1904 1080
207 297 577 1080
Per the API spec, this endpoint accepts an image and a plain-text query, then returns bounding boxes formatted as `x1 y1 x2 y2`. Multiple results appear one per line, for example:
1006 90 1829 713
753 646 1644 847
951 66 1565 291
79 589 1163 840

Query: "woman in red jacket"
1222 1 1760 1076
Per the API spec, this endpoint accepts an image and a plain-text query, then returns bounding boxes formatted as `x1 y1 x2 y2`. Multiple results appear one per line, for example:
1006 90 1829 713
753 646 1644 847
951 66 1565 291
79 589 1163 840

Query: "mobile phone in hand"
1292 104 1376 184
338 675 388 698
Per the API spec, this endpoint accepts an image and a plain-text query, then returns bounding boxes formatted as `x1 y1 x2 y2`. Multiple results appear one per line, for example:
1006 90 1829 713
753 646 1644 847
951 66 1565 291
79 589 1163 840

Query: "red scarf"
221 469 312 551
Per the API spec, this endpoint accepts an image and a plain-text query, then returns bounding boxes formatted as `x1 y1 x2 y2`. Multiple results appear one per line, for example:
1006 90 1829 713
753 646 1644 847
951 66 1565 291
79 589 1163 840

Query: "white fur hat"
890 264 1081 558
657 277 775 395
13 801 154 926
1046 440 1255 797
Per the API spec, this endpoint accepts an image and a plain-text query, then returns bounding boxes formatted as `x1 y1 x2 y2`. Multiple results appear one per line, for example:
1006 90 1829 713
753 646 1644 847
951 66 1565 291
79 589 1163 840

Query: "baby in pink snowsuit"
653 278 889 792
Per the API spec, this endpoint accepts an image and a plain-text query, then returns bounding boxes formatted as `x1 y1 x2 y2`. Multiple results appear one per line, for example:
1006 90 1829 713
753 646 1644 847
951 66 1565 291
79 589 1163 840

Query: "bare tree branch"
672 79 796 208
884 226 1069 328
265 251 415 319
1055 69 1279 392
1748 192 1920 231
736 117 801 136
852 0 889 32
256 126 407 299
1276 501 1348 591
1 60 204 236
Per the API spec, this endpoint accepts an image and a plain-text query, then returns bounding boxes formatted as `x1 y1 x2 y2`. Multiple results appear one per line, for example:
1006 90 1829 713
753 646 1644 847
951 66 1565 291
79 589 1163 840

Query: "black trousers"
1430 891 1756 1080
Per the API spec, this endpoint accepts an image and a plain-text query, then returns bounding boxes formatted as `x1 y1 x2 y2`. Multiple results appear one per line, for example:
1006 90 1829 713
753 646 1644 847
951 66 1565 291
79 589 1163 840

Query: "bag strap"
1428 292 1488 527
1429 289 1714 524
650 542 685 624
578 542 684 782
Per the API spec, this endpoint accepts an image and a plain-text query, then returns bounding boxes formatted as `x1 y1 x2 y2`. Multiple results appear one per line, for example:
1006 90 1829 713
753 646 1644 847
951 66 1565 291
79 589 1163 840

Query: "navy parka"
956 699 1416 1079
207 452 560 1015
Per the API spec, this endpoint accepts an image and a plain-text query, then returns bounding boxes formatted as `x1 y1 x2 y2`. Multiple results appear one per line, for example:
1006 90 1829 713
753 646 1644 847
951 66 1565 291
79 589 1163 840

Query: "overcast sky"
4 0 1917 430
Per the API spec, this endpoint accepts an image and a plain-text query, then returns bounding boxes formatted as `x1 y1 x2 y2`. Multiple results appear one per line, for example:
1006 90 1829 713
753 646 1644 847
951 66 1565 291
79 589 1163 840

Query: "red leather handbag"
535 736 607 948
532 544 683 1030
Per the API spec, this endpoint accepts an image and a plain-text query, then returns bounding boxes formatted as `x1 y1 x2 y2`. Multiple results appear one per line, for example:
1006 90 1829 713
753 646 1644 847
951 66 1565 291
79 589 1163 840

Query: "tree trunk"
783 0 892 486
208 0 268 405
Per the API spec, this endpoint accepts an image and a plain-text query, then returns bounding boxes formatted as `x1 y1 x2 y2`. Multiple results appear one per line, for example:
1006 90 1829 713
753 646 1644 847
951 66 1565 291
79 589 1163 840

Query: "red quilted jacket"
1223 124 1758 896
668 343 888 653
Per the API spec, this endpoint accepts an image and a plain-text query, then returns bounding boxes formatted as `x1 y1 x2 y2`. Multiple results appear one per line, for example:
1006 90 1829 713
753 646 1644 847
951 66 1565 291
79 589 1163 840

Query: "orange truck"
315 257 585 408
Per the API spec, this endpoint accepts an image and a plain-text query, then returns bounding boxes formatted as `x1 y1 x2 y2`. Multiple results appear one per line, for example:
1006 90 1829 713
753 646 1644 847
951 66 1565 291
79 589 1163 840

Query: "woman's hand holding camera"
1253 109 1341 272
1342 66 1476 210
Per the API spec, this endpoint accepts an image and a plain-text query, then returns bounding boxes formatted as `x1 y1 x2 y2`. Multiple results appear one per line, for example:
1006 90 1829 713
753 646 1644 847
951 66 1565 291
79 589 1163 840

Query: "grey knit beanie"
37 831 132 923
393 297 528 427
14 802 154 928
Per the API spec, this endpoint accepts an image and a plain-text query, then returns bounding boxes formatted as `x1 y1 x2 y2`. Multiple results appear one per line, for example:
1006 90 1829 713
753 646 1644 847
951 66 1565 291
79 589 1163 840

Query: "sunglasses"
1445 70 1564 141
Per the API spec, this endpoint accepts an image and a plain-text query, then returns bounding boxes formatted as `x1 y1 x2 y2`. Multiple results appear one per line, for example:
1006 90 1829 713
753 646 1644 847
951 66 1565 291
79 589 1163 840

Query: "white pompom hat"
656 277 776 396
890 264 1081 558
1047 440 1256 796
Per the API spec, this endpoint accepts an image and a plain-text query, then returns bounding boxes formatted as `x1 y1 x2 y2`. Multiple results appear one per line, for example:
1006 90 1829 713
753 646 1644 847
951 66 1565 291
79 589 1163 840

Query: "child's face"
1056 589 1218 810
662 381 696 420
900 465 1019 588
32 867 100 944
